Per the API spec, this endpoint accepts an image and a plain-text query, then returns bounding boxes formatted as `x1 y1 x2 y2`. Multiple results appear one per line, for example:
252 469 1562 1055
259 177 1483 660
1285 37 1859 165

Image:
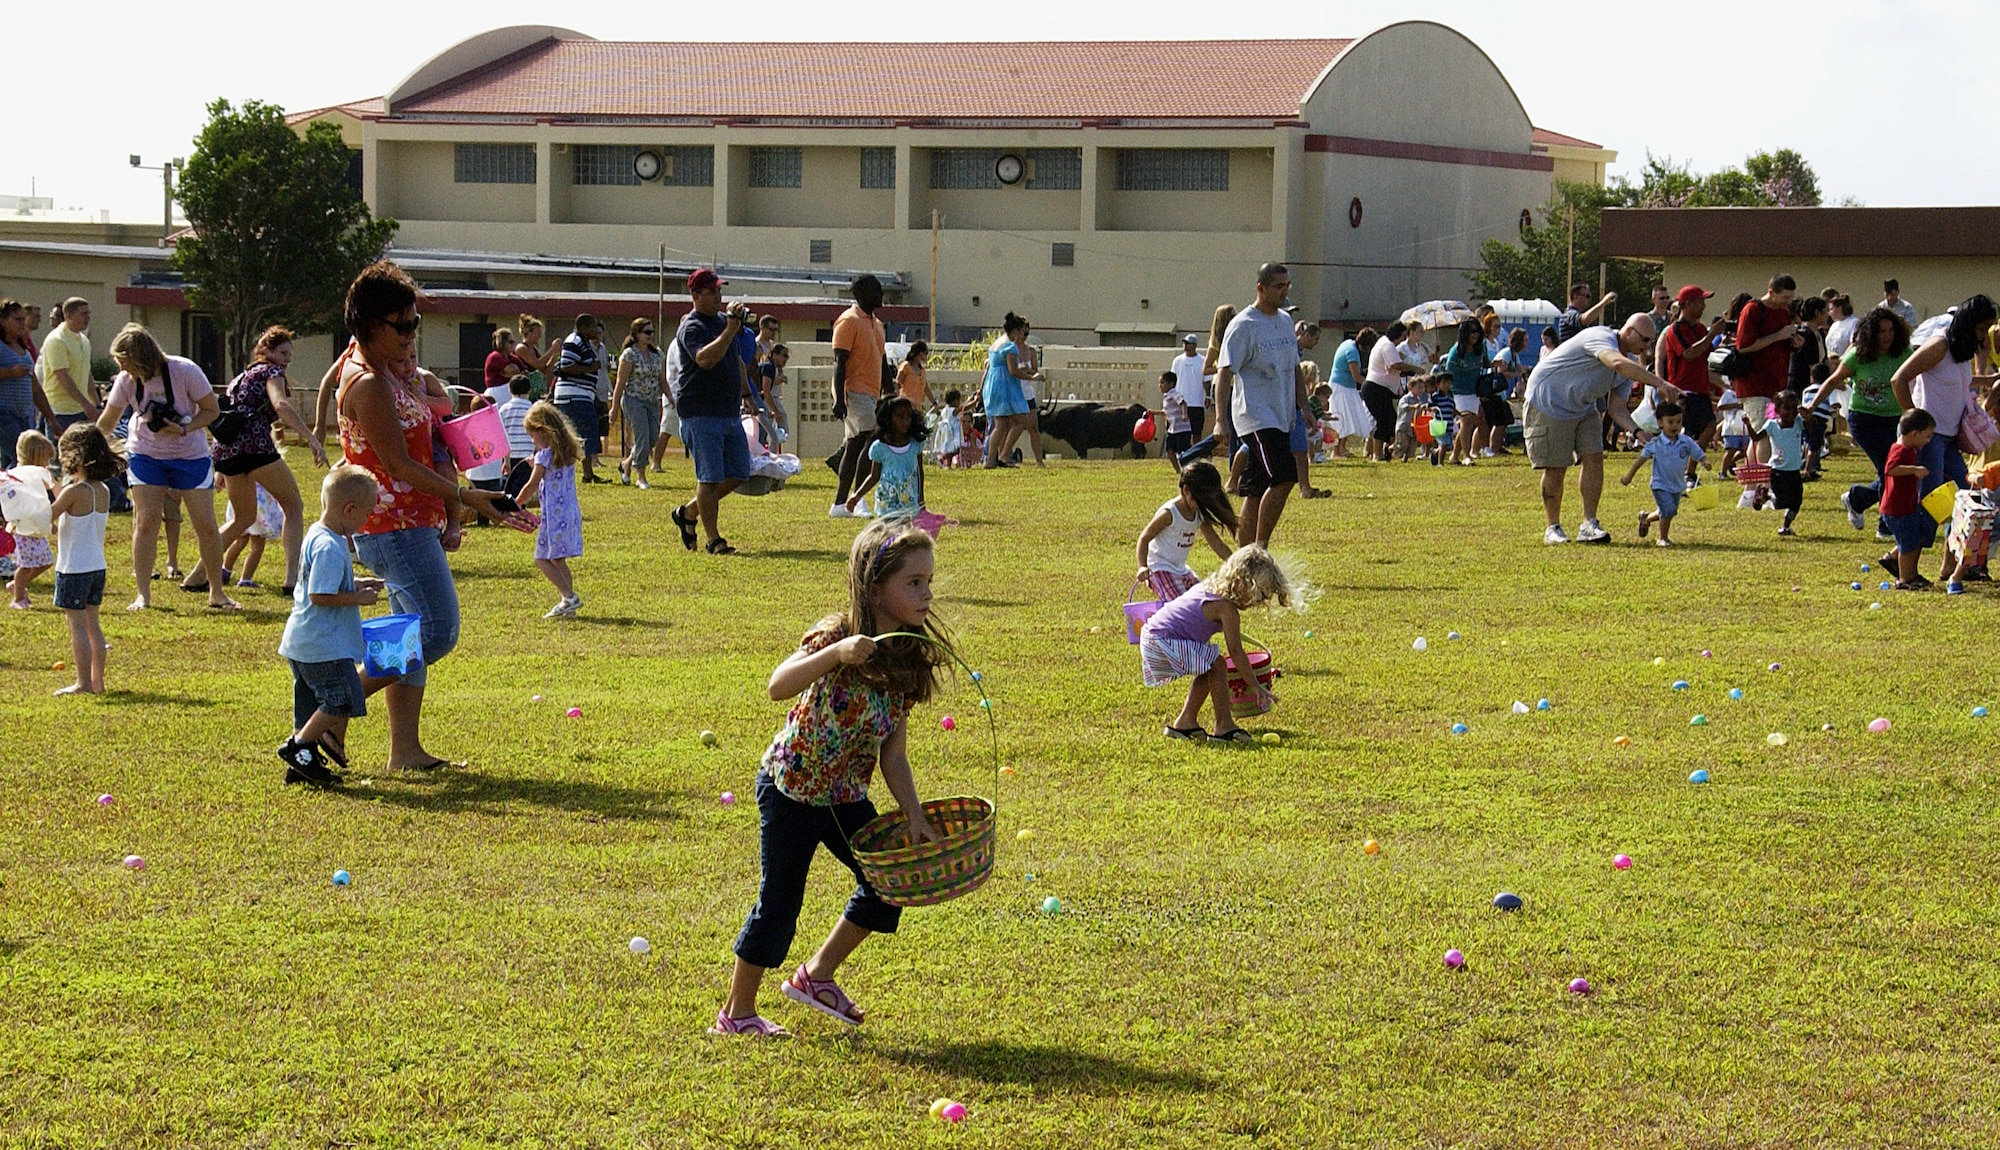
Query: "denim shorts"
681 415 753 484
554 395 600 456
353 526 459 688
54 569 105 609
129 453 214 490
1289 407 1311 453
1651 487 1681 519
290 657 366 720
1883 511 1935 555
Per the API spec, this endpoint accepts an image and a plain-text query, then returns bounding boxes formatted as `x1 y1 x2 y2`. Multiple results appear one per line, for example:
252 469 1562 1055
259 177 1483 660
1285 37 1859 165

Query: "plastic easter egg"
1861 564 1870 572
331 869 351 886
1260 733 1281 746
1041 896 1062 914
1451 723 1468 735
1413 637 1428 652
1689 769 1710 784
941 1102 968 1124
1729 688 1743 701
53 661 65 671
1701 649 1713 658
929 1099 950 1119
1868 717 1891 734
1766 732 1788 746
1568 977 1591 995
940 715 956 731
970 671 983 683
1690 715 1708 726
629 936 651 955
1537 698 1551 711
1304 630 1315 639
1613 854 1632 870
700 730 719 746
1975 706 1989 718
1089 626 1100 634
531 694 543 702
123 855 145 870
1851 582 1863 591
1880 581 1893 590
1444 949 1465 968
1613 735 1631 746
1493 892 1523 911
1672 680 1689 690
1653 657 1665 667
998 765 1017 777
1448 631 1461 641
1768 662 1782 672
1016 829 1034 841
719 792 736 806
1363 839 1380 855
566 707 583 718
1513 701 1530 714
96 794 113 806
980 699 993 709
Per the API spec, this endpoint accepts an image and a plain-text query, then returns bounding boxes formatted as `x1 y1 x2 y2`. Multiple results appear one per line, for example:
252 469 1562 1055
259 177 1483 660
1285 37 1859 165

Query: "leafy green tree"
1618 149 1822 208
172 99 396 375
1468 182 1659 313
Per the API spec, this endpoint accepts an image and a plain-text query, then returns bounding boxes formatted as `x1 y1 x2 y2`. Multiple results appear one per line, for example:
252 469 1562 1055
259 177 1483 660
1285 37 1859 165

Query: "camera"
142 397 183 434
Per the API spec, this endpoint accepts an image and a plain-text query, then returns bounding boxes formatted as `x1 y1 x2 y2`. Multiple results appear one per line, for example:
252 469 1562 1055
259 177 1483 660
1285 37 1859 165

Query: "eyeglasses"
378 313 422 337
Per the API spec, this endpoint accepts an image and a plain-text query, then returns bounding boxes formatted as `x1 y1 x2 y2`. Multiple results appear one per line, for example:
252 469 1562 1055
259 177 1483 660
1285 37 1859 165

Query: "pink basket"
1122 579 1161 645
439 405 506 472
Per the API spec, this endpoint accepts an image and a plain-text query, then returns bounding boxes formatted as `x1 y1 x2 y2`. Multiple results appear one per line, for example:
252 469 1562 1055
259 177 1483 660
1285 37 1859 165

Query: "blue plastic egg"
1451 723 1468 735
1493 892 1523 911
1729 688 1743 701
1689 769 1710 784
1536 698 1550 711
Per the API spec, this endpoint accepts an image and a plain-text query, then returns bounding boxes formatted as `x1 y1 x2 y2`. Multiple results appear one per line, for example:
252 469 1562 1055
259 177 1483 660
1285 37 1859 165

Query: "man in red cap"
1655 285 1730 481
668 268 756 554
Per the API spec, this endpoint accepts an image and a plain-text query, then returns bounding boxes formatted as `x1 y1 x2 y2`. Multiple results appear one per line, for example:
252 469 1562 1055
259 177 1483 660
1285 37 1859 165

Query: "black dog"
1037 401 1149 460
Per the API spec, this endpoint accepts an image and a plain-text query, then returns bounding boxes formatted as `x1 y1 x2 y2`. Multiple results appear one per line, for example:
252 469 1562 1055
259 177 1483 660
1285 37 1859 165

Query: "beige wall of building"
1652 257 1993 325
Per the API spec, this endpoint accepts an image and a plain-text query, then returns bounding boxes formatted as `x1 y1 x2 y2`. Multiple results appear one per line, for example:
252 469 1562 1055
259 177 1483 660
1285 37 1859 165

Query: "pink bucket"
1122 579 1161 645
439 405 506 472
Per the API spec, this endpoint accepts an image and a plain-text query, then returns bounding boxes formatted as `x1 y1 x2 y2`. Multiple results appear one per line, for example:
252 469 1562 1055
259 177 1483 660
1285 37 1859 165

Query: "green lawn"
4 447 1999 1148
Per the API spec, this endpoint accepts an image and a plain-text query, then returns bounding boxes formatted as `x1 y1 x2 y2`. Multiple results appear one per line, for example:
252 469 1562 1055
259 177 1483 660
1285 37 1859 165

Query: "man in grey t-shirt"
1523 314 1675 544
1211 262 1309 546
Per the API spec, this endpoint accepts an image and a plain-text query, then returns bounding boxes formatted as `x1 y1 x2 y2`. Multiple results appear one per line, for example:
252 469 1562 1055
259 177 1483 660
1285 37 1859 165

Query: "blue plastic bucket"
360 613 423 678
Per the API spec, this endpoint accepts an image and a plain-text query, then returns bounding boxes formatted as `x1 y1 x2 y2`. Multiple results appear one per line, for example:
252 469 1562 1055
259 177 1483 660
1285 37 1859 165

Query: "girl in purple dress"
1138 545 1304 744
521 401 584 618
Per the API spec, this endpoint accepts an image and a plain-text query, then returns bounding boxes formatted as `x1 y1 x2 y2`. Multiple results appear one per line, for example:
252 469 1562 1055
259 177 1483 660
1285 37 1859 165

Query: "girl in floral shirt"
712 520 959 1037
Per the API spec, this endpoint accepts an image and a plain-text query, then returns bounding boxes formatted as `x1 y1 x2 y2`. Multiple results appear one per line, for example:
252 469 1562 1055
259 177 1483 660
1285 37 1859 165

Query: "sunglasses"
378 313 422 337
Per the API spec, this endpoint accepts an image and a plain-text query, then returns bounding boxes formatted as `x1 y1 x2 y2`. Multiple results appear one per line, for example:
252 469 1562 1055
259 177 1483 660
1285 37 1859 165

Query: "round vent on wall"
634 150 663 181
1348 197 1363 229
995 154 1025 186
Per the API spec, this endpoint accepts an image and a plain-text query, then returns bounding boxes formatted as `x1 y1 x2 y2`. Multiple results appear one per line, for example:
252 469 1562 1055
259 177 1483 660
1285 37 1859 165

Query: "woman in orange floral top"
336 261 525 774
712 520 959 1038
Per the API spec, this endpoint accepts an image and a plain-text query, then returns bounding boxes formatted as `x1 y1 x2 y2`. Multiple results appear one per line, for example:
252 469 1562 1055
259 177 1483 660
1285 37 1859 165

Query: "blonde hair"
523 400 583 469
321 463 379 512
517 315 544 340
109 323 166 382
14 429 54 468
837 518 957 703
1203 304 1236 374
1205 545 1308 613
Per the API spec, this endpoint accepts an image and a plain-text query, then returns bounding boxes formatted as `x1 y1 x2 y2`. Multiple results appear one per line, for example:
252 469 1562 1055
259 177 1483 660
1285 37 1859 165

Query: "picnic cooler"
1122 578 1162 644
360 613 423 678
1949 490 1995 567
1225 640 1279 718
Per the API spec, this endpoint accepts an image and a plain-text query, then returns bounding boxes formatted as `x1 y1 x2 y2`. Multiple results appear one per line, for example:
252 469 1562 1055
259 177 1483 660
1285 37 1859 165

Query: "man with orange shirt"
828 274 887 518
1731 273 1806 461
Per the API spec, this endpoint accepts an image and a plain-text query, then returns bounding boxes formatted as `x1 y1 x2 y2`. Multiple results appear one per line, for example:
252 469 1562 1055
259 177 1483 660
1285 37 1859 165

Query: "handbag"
1959 391 1999 455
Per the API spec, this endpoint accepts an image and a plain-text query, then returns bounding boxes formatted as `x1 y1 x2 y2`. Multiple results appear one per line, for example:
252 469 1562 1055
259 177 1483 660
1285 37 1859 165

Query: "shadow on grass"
334 770 685 822
876 1041 1215 1095
101 689 220 708
954 597 1027 609
569 616 669 630
0 938 24 959
743 548 848 563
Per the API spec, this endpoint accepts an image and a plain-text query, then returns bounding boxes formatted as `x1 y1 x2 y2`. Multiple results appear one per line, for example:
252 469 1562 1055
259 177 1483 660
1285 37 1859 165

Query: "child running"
1717 388 1748 478
846 396 924 522
1757 390 1807 536
1621 400 1706 546
48 425 117 695
932 388 964 467
6 430 57 607
1159 370 1193 463
1135 460 1238 602
220 483 285 588
520 401 584 618
1880 408 1939 590
277 465 384 786
1140 544 1305 744
713 520 955 1037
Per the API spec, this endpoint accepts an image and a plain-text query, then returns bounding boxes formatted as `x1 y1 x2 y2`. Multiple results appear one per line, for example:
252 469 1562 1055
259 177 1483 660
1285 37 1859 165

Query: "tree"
1618 149 1822 209
1468 182 1660 313
173 99 396 375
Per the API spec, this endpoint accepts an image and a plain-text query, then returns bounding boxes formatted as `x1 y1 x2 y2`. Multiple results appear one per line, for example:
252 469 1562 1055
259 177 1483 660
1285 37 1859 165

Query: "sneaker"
1543 525 1571 545
1840 491 1865 531
1637 511 1650 540
1738 490 1758 510
545 595 580 619
1655 538 1673 547
278 738 342 787
1947 581 1966 595
633 479 650 490
828 503 854 518
1577 519 1611 544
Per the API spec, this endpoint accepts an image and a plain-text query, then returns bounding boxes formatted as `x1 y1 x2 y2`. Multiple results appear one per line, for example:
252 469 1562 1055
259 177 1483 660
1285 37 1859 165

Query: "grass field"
4 444 2000 1148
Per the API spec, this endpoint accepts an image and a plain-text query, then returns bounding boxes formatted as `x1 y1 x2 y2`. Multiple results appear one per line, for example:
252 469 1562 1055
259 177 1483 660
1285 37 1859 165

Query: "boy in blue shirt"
277 465 383 787
1621 400 1706 546
1755 390 1807 536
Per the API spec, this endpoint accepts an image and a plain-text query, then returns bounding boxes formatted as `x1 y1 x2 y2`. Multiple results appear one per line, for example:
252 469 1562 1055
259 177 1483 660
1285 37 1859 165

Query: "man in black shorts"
1210 262 1309 547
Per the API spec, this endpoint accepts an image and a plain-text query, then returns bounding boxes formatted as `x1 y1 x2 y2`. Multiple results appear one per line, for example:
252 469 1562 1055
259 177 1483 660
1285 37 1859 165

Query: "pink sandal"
781 964 864 1026
707 1009 788 1038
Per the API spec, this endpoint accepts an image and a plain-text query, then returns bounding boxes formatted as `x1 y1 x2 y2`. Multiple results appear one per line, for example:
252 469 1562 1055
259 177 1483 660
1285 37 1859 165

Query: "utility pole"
1565 205 1575 302
129 155 181 248
929 209 940 347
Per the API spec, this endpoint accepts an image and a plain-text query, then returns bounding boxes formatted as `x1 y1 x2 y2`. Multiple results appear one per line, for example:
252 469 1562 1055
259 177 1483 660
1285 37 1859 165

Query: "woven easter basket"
851 796 996 908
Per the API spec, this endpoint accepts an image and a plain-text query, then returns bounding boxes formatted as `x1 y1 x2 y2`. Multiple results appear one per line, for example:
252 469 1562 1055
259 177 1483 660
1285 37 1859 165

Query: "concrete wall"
379 140 535 224
1099 149 1274 233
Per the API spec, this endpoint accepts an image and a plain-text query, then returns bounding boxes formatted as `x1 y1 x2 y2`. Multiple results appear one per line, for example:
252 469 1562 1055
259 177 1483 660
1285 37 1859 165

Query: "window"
454 143 536 185
930 148 1001 190
860 147 896 189
660 145 714 187
574 145 640 186
1114 148 1230 192
747 146 803 188
1027 148 1082 191
1051 242 1075 268
810 239 833 264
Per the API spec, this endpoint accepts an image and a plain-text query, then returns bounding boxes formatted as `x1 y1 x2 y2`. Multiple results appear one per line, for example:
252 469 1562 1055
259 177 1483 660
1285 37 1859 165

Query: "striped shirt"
499 397 534 459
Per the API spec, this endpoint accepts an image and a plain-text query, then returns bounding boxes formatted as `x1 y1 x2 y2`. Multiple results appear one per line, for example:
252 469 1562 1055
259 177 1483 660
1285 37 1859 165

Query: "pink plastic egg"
940 715 956 731
1444 948 1464 968
940 1102 967 1123
566 707 583 718
97 794 113 807
1868 717 1891 734
1613 854 1632 869
719 792 736 806
1568 977 1591 995
122 855 145 870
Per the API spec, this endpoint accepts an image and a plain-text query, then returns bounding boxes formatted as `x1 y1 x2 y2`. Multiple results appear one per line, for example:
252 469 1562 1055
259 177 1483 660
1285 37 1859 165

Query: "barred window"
574 145 640 186
1051 242 1075 268
1027 148 1082 191
860 147 897 189
810 239 833 264
930 148 1001 190
454 143 536 185
1114 148 1230 192
747 146 803 188
660 145 715 187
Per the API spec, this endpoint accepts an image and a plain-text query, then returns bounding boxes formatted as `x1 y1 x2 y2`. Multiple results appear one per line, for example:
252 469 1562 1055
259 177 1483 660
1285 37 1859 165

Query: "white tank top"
55 483 108 574
1145 498 1202 575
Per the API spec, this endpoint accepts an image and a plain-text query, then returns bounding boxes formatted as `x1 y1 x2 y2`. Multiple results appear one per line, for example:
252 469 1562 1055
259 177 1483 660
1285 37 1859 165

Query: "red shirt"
1881 442 1922 517
1732 300 1794 399
1658 320 1713 398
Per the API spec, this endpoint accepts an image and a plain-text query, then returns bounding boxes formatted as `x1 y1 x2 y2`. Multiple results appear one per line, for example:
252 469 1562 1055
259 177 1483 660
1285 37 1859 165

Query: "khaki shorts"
1524 403 1605 469
842 391 878 439
1740 394 1774 431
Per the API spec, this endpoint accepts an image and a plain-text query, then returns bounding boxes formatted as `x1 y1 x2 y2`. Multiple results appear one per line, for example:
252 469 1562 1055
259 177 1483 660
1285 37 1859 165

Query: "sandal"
1208 728 1255 745
670 506 697 551
708 1009 789 1038
705 537 737 555
316 733 350 771
1163 725 1206 741
781 964 863 1026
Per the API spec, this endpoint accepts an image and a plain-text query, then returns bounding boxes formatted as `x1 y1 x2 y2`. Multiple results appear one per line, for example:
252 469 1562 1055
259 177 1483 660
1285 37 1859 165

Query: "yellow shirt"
40 326 92 414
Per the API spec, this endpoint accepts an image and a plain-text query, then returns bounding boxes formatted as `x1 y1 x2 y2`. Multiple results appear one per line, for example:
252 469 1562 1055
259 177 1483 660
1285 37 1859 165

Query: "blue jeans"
353 527 458 689
1917 430 1967 500
733 774 900 969
621 393 660 469
554 395 599 457
0 405 31 467
1844 410 1899 513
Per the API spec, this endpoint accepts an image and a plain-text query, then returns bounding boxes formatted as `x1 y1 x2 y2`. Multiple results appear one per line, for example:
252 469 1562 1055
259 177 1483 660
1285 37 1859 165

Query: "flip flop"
395 757 456 772
670 506 697 551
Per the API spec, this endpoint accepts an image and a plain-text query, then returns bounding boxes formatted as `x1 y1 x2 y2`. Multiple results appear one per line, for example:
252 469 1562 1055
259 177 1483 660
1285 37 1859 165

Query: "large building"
293 22 1608 346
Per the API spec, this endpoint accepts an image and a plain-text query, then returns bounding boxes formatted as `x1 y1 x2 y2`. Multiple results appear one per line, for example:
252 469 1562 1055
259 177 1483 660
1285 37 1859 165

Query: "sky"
16 0 1994 221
